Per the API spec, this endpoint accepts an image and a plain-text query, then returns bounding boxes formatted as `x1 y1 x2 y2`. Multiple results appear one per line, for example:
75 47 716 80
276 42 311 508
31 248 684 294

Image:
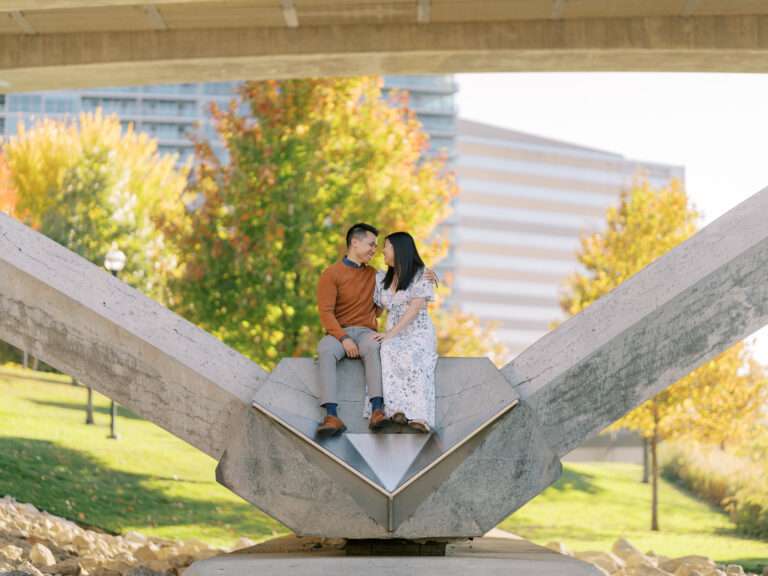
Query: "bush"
662 442 768 538
0 342 21 365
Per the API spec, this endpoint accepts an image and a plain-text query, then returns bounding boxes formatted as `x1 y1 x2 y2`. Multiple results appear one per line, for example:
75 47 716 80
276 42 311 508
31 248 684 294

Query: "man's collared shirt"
342 256 364 269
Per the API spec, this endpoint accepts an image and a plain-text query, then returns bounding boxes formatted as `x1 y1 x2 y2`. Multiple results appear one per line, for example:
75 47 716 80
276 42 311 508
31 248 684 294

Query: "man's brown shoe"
369 409 387 431
317 415 347 436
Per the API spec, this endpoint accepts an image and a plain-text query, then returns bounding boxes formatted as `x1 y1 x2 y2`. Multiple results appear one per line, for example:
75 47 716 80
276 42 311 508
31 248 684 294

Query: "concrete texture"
218 356 532 538
0 212 266 460
2 186 768 541
503 185 768 457
184 535 603 576
7 9 768 92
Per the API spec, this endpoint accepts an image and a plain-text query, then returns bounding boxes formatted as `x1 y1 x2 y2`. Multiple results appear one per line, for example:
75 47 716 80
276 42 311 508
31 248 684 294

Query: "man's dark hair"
346 223 379 248
383 232 425 292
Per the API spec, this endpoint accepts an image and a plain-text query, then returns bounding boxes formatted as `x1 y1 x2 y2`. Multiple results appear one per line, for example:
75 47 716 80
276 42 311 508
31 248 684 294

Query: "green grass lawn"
1 368 766 569
0 368 286 547
502 464 768 570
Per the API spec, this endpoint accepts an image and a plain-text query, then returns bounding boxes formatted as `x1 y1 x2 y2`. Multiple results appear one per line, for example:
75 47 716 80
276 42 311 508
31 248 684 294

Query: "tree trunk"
85 386 94 425
651 402 660 531
22 350 28 368
642 437 650 484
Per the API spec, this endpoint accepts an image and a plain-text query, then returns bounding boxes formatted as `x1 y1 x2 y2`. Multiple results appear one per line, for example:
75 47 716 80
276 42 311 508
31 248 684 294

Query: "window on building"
8 95 43 113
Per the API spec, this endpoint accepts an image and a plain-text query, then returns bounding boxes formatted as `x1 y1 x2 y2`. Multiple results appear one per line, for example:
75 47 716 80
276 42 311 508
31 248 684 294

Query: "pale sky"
456 72 768 363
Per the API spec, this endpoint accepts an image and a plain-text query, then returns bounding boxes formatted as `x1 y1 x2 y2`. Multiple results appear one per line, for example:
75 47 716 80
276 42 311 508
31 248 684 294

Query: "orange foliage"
0 154 17 216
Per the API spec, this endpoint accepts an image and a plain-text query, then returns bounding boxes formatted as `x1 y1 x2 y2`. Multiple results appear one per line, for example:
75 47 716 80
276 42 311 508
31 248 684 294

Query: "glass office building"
0 76 457 165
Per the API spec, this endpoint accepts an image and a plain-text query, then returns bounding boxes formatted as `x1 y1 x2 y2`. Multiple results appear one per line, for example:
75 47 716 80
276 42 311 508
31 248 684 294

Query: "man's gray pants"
317 326 382 406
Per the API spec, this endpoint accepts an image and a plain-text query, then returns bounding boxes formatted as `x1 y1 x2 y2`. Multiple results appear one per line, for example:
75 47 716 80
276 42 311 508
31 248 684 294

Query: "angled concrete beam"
6 15 768 92
0 213 268 459
1 1 219 8
503 187 768 457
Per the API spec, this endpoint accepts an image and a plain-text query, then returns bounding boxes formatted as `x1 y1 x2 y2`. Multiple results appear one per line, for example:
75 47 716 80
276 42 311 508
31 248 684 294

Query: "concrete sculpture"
1 187 767 543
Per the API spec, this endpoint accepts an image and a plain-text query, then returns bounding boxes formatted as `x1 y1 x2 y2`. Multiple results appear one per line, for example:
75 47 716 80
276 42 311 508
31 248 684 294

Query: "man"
316 223 436 436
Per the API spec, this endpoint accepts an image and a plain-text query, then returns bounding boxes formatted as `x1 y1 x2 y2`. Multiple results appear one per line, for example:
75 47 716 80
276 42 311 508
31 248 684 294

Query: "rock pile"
0 496 258 576
546 537 763 576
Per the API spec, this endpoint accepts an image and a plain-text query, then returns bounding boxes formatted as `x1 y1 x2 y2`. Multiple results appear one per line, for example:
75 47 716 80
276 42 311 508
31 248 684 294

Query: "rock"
166 554 194 569
122 535 146 546
41 558 82 576
625 566 671 576
28 544 55 568
228 538 256 552
144 560 170 574
16 561 45 576
72 535 92 553
125 568 166 576
191 550 219 562
545 541 571 556
724 566 744 576
0 545 24 562
133 546 160 564
612 539 653 568
1 571 41 576
576 551 626 574
662 557 715 573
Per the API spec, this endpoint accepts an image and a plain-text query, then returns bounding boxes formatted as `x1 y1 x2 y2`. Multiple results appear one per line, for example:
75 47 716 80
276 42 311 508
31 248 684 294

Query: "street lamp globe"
104 248 127 274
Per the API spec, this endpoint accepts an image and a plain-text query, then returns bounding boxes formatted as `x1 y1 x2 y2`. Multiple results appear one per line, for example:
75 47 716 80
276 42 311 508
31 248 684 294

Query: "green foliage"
0 372 284 545
500 461 767 570
3 112 190 302
662 443 768 539
561 180 768 448
170 77 503 368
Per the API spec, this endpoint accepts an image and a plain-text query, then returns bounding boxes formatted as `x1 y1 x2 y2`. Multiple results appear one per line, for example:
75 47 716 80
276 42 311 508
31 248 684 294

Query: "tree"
561 179 768 531
3 112 190 302
170 77 506 368
0 154 16 217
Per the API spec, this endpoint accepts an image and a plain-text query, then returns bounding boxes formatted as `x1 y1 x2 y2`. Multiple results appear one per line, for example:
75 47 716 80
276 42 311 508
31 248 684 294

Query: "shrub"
662 442 768 538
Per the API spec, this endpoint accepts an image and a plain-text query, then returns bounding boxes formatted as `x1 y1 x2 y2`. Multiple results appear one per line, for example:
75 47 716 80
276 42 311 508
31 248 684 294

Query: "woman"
370 232 437 433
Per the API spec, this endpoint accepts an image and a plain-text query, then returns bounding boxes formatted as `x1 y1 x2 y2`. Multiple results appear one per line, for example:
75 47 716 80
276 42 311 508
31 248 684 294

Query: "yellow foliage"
561 179 768 448
3 111 190 302
0 154 17 217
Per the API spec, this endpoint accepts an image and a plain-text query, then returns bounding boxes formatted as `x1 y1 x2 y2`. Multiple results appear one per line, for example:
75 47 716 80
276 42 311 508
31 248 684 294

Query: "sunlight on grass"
0 371 285 547
1 369 766 569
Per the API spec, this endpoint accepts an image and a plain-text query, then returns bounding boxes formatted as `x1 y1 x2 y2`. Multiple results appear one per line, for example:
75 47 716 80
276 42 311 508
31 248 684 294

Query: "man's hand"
424 268 439 285
342 338 360 358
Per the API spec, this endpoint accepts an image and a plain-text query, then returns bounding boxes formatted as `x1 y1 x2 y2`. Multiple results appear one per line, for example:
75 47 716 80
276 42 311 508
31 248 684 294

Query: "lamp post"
104 248 126 440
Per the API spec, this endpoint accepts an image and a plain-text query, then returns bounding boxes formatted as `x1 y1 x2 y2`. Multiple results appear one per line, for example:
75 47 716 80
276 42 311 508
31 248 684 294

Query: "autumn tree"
170 77 506 368
4 111 190 302
0 153 16 217
561 179 768 531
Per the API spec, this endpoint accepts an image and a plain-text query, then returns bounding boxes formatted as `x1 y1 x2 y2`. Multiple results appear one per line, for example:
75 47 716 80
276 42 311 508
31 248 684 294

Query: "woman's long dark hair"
383 232 425 292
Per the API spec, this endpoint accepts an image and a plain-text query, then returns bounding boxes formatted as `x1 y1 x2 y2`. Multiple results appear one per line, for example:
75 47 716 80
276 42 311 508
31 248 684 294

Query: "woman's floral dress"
367 268 437 427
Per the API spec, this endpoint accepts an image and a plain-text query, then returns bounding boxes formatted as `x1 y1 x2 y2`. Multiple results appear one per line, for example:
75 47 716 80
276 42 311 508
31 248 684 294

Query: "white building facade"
444 119 685 359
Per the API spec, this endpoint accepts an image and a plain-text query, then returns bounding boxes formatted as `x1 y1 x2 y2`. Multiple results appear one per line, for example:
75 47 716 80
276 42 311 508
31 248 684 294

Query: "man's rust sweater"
317 260 377 341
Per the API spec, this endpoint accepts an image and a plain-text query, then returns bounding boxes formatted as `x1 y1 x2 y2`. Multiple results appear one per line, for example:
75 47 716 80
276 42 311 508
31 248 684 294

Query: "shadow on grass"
29 399 143 421
0 437 284 538
547 466 601 495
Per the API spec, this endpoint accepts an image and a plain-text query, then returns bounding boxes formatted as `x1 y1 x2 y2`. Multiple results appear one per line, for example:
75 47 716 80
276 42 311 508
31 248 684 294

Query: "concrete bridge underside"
4 1 768 92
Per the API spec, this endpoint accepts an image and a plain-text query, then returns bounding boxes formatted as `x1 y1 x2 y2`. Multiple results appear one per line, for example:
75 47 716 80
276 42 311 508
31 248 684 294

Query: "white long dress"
369 268 438 427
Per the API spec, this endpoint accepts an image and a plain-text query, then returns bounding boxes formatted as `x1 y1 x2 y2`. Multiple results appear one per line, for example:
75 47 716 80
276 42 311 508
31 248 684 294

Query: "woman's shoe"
408 419 431 433
391 412 408 425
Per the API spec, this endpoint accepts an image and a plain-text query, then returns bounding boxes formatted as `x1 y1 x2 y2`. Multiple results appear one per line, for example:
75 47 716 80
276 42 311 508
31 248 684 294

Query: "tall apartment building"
0 83 239 164
445 119 685 359
0 76 458 163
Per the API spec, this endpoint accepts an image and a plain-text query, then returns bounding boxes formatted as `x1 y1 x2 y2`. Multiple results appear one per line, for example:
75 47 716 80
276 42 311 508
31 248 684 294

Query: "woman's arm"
372 298 426 341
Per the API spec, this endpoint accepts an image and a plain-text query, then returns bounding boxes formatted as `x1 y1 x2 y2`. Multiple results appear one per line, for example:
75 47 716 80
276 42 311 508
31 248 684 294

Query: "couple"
316 223 438 436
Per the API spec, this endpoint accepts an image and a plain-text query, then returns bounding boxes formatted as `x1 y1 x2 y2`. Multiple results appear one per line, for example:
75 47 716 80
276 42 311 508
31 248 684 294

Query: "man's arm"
317 268 349 341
